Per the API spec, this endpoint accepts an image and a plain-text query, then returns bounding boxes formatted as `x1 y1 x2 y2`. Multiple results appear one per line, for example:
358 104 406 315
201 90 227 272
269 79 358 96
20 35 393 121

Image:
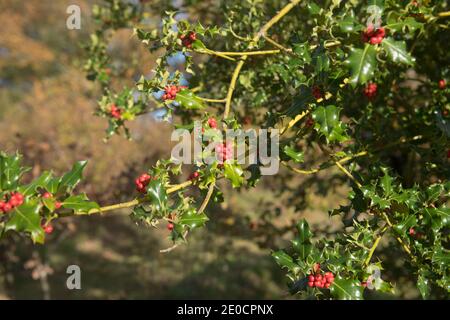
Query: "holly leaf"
224 163 244 188
283 146 304 163
4 200 44 244
345 44 377 86
146 179 168 213
59 161 88 193
382 38 415 65
330 277 363 300
292 219 313 260
0 152 29 191
312 105 349 143
417 273 430 300
179 208 209 229
174 89 205 109
272 250 299 272
19 171 52 196
62 194 99 213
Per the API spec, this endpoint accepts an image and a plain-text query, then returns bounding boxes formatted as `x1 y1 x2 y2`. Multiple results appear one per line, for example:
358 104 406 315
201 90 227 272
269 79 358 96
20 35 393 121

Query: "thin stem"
160 182 215 253
198 97 227 103
280 110 309 135
70 180 193 216
381 212 415 260
438 11 450 18
335 162 362 188
213 49 281 56
223 0 302 119
263 35 293 53
363 225 388 267
195 49 236 61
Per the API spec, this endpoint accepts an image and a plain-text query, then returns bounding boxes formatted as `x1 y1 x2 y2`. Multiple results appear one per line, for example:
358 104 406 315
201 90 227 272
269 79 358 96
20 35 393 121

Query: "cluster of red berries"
110 104 122 119
135 173 153 193
207 117 218 129
162 85 186 101
179 31 196 48
361 25 386 45
439 79 446 90
216 142 233 163
308 270 335 289
42 192 62 209
409 227 424 239
363 82 378 99
312 86 322 100
0 192 24 214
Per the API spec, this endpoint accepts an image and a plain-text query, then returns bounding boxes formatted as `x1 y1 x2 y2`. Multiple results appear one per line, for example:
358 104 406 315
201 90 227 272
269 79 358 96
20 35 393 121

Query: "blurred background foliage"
0 0 421 299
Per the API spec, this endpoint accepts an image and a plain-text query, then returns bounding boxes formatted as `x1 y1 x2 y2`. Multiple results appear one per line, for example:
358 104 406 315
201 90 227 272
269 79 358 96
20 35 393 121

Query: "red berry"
364 82 378 99
308 275 315 282
409 227 416 236
447 150 450 159
207 117 217 129
361 281 367 288
167 223 174 231
439 79 446 89
189 171 200 180
308 281 314 288
324 283 331 289
55 202 62 209
305 117 314 128
312 86 322 99
362 26 386 45
43 224 54 234
3 203 12 212
42 192 52 199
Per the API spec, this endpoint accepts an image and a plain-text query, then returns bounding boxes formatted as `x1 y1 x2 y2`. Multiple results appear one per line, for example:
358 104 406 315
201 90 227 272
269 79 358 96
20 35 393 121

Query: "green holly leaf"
312 105 349 143
146 179 168 214
179 208 209 229
62 194 100 213
283 146 304 163
380 168 394 196
338 14 360 33
174 89 205 109
417 273 430 300
394 215 417 235
292 219 313 260
59 161 88 193
382 38 415 65
4 200 44 244
330 277 363 300
272 250 299 272
386 14 423 33
345 44 377 86
19 171 52 196
224 163 244 188
0 152 29 191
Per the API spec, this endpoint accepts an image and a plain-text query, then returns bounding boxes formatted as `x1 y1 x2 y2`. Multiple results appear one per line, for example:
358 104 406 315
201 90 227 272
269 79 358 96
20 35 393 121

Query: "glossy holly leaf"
382 38 415 65
19 171 52 196
394 215 417 234
59 161 88 193
272 250 299 272
0 152 29 191
423 207 450 232
312 105 349 143
380 168 394 196
417 273 430 300
283 146 304 163
62 194 100 213
146 179 168 214
432 248 450 269
4 200 44 244
174 89 205 109
345 45 377 86
292 219 313 260
339 14 360 33
179 208 208 229
386 15 423 33
330 277 363 300
224 163 244 188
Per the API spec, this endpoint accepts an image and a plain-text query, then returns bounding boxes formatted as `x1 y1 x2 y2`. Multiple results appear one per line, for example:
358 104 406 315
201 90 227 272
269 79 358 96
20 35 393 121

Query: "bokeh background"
0 0 421 299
